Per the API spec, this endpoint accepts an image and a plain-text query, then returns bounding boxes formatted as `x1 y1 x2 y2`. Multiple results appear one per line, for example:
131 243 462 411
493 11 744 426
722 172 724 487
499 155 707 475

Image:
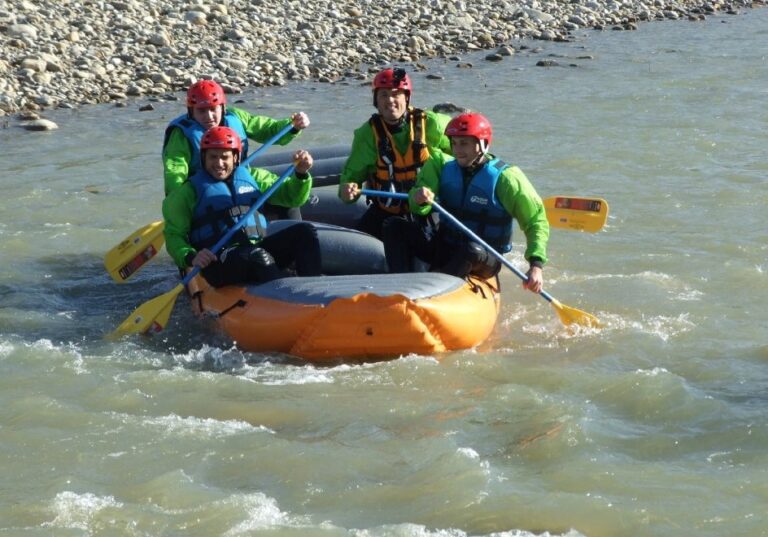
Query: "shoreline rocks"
0 0 762 116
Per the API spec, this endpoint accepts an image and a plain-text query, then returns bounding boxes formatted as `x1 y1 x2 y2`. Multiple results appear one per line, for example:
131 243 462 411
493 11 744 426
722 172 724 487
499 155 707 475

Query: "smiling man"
338 68 453 239
382 113 550 292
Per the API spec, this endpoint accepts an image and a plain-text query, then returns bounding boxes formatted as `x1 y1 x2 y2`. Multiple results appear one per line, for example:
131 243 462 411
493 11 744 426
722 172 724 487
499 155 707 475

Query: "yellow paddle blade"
544 196 609 233
550 297 600 328
108 283 184 339
104 221 166 283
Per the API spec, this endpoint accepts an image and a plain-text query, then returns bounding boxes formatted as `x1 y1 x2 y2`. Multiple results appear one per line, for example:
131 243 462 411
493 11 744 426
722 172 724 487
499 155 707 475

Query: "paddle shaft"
360 189 558 304
241 123 294 167
182 164 297 286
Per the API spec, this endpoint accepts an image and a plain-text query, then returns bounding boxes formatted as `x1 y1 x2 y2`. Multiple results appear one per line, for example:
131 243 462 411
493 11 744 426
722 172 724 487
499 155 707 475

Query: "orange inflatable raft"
184 221 500 362
178 148 502 362
186 272 499 362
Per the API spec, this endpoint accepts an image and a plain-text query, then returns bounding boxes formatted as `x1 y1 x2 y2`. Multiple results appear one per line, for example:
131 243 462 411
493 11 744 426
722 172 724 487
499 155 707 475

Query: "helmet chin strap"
465 154 486 172
464 139 489 171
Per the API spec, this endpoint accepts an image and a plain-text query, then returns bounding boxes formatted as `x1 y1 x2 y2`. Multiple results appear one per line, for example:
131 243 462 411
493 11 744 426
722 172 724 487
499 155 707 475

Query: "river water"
1 8 766 536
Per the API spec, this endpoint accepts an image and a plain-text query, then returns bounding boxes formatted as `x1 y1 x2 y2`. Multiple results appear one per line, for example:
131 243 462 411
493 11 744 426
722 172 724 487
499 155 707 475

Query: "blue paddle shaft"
360 188 555 305
241 123 293 167
182 164 296 286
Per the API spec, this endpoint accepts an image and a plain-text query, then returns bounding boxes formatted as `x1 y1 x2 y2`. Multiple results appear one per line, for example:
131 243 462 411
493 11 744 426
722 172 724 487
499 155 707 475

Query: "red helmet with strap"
187 80 226 109
445 113 493 152
372 68 412 105
201 126 242 154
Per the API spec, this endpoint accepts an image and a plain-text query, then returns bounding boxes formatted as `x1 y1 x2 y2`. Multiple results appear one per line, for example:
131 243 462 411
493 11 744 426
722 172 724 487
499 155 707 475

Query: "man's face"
376 88 408 125
192 105 223 130
204 148 237 180
450 136 483 167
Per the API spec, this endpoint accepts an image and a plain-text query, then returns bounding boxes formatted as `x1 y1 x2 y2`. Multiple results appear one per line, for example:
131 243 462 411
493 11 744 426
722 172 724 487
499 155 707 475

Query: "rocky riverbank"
0 0 762 117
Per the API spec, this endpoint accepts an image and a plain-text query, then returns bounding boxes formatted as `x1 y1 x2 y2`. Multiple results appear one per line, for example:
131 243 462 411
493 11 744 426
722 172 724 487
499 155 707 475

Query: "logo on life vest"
237 185 256 194
470 195 489 205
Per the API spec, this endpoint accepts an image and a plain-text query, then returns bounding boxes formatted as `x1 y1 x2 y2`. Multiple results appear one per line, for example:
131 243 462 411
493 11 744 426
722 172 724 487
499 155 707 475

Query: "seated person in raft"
337 67 453 239
162 126 322 287
382 112 549 293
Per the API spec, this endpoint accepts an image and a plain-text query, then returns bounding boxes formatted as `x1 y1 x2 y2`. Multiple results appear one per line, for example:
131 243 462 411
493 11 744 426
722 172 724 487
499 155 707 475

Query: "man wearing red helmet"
382 113 549 293
338 67 452 239
162 79 310 208
162 126 321 287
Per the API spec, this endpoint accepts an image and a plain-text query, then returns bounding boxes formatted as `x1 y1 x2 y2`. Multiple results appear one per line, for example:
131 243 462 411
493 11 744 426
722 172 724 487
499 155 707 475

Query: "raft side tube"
257 145 349 167
241 272 466 305
266 220 386 275
259 146 367 224
301 185 367 230
263 156 346 188
260 146 348 188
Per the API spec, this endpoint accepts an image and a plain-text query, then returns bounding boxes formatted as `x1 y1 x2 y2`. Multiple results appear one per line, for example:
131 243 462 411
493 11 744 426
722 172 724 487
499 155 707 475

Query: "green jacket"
410 152 550 265
338 109 452 200
162 167 312 268
162 106 301 196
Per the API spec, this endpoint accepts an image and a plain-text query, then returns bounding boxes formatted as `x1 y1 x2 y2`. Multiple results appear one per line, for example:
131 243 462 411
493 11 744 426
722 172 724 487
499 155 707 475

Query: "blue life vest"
438 158 513 253
163 111 249 177
188 166 268 250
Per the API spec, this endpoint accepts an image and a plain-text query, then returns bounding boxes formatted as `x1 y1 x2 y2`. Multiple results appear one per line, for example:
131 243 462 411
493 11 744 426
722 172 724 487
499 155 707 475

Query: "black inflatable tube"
255 144 348 166
254 145 367 225
262 156 346 188
257 144 348 188
301 185 367 229
267 220 386 275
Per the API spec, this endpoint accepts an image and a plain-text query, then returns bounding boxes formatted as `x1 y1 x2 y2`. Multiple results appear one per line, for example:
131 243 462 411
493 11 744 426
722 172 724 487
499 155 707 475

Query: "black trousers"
356 204 395 240
382 216 501 279
357 203 438 241
201 222 321 287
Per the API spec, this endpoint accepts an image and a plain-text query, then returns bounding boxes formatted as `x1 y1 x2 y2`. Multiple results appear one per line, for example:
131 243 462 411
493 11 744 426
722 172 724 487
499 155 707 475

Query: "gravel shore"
0 0 762 117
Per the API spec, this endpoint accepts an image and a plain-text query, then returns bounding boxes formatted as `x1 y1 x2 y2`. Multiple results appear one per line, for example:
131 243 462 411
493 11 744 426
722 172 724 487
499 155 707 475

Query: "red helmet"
445 113 493 152
373 68 412 92
187 80 226 109
200 126 242 154
372 68 412 105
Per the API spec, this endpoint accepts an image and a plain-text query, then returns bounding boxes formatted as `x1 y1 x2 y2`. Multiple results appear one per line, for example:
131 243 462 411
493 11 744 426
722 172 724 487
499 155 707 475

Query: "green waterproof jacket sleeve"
338 109 453 202
424 110 453 156
162 181 198 268
495 166 549 265
409 155 549 265
250 167 313 208
229 107 300 147
407 151 452 213
162 128 193 196
338 121 377 200
162 169 313 269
